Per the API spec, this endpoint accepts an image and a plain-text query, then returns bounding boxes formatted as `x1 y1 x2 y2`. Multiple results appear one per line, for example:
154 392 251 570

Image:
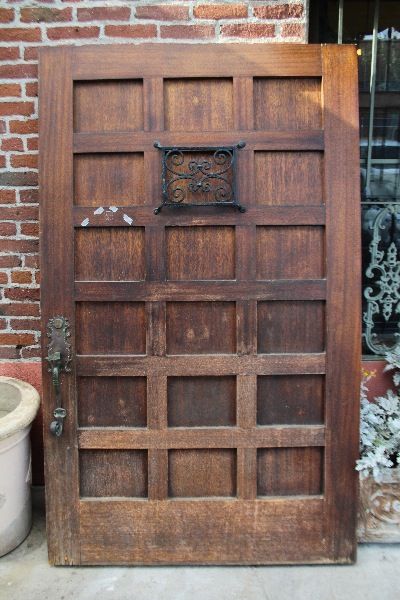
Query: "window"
310 0 400 356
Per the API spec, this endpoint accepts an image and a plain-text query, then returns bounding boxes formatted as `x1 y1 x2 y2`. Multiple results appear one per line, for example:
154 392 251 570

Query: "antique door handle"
46 316 72 437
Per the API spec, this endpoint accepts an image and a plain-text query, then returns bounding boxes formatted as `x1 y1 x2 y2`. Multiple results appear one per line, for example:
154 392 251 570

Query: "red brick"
0 189 16 204
0 28 42 43
0 172 38 187
27 137 38 151
0 302 39 317
0 64 38 79
20 7 72 23
281 23 305 38
0 273 8 285
35 271 40 284
4 288 40 302
0 222 17 236
11 154 38 169
0 121 6 134
20 222 39 236
0 239 39 254
2 137 24 151
24 47 40 61
160 25 215 39
135 5 189 20
20 347 41 359
11 271 33 284
104 24 157 38
254 4 304 19
0 47 20 61
24 255 39 269
0 102 35 117
78 7 131 21
0 9 14 24
220 23 275 37
46 26 100 40
0 206 38 220
9 119 38 134
0 333 36 345
0 84 21 98
25 82 38 97
0 256 20 268
19 189 38 204
10 318 40 331
194 4 248 19
0 347 19 359
0 155 5 168
0 318 7 330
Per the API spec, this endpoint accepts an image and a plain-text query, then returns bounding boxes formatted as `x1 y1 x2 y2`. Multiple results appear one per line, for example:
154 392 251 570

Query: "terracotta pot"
358 467 400 543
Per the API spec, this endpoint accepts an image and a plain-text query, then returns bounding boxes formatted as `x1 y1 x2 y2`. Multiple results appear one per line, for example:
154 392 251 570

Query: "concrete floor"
1 491 399 600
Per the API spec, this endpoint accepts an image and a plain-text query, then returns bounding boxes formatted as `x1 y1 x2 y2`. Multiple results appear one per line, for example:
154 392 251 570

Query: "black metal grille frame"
153 141 246 214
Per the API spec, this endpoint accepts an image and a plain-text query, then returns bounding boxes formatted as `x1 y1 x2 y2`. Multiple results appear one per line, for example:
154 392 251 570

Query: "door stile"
144 77 169 502
322 44 361 562
39 47 80 565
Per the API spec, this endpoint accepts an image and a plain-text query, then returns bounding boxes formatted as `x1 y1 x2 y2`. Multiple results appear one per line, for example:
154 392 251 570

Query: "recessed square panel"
76 302 146 355
74 80 144 132
80 450 147 497
166 302 236 354
257 447 323 496
257 301 325 353
77 376 147 427
257 375 324 425
254 152 323 205
75 228 145 281
256 226 325 280
254 78 322 130
164 78 233 131
166 226 235 280
168 376 236 427
74 153 144 205
168 449 236 497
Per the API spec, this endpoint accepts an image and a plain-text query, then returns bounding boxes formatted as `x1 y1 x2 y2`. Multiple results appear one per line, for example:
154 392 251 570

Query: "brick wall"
0 0 308 363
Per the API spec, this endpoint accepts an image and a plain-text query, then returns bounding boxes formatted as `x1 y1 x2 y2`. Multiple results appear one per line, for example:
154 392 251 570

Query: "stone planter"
358 467 400 543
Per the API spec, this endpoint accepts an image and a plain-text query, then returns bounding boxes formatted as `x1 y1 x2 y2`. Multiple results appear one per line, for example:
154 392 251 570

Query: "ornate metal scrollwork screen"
153 141 246 214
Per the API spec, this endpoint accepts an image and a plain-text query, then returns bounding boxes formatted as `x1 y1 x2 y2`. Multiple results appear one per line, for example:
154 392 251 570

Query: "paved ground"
1 490 399 600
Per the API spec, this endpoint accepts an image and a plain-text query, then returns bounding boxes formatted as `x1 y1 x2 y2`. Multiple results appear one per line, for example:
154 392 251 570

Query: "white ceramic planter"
358 467 400 543
0 377 40 557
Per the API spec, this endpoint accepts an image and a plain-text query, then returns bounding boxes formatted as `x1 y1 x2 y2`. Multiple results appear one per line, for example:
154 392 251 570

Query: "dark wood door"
40 44 361 565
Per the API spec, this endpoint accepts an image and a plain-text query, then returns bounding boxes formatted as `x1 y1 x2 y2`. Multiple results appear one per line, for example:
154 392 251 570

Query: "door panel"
40 44 360 565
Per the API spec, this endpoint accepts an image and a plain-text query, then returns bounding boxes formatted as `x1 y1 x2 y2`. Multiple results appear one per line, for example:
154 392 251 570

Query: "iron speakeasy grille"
153 141 246 214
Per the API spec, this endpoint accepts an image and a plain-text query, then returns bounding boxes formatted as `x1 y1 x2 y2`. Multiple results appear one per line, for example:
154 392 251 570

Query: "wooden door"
40 44 360 565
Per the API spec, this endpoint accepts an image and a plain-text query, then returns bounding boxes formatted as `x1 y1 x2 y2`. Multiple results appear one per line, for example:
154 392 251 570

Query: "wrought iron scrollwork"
153 141 246 214
363 204 400 355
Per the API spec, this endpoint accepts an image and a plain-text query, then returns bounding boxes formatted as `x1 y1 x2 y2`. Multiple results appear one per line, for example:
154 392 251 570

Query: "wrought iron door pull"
46 316 72 437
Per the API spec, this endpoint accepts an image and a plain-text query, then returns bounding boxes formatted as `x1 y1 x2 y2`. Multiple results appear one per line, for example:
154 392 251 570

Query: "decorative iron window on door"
153 141 246 214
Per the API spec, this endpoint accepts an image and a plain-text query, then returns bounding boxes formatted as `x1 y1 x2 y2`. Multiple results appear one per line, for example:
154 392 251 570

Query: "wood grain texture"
39 46 80 565
77 376 147 427
254 78 321 130
257 447 324 496
75 227 145 281
73 130 324 154
74 80 144 132
80 450 148 497
72 44 322 79
79 499 327 564
322 44 361 563
168 449 236 497
254 151 323 205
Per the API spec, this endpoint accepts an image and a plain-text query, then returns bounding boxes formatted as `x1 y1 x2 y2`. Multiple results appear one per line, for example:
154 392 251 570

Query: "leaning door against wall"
39 44 360 565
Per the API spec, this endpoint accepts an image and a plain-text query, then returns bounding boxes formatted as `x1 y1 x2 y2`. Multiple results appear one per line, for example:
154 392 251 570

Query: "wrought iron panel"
153 141 246 214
